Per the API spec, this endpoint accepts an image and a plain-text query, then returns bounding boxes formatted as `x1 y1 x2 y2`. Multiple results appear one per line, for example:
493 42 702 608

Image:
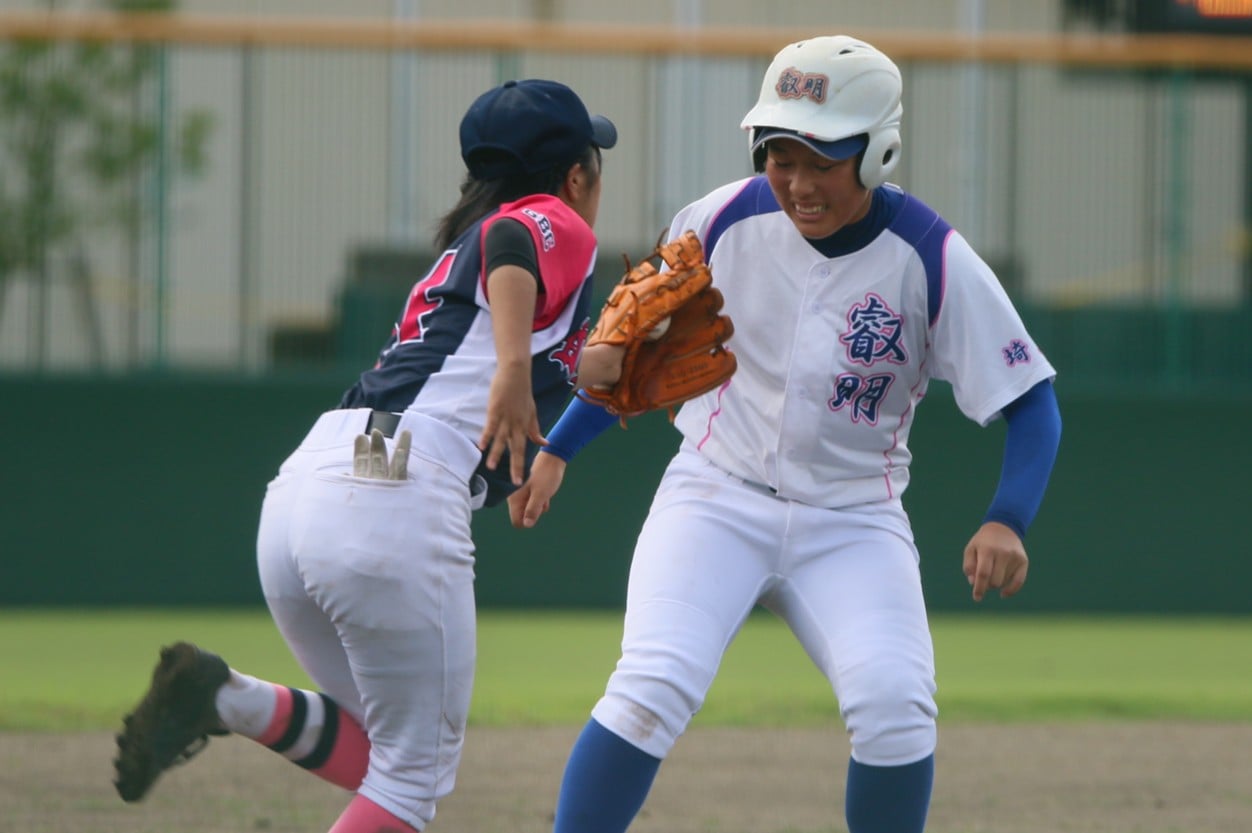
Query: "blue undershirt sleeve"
542 394 619 462
982 380 1062 539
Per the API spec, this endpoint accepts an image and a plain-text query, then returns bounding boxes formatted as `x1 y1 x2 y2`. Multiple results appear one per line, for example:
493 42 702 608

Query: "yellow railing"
2 11 1252 69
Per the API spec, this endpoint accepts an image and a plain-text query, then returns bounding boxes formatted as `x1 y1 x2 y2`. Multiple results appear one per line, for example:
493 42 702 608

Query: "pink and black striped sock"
257 685 369 789
216 673 369 790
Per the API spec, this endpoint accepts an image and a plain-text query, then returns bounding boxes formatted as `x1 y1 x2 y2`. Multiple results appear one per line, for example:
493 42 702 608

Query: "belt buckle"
365 410 402 439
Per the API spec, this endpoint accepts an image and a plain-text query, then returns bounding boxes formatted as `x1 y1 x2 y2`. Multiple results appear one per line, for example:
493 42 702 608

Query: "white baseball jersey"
668 177 1056 508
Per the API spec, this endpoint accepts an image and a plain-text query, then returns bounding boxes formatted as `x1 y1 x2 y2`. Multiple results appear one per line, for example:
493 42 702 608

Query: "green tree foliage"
0 0 212 286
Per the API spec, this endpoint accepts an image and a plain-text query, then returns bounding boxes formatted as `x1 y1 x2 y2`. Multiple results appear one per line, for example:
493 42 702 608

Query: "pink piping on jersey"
879 229 950 497
694 378 734 451
683 190 749 455
881 360 928 499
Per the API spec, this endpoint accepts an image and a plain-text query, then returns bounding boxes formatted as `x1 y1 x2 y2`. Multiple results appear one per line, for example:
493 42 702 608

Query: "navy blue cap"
751 127 868 161
460 79 618 180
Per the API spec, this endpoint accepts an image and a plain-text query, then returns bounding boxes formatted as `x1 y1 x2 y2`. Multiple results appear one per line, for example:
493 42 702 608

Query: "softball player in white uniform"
511 36 1062 833
112 79 616 833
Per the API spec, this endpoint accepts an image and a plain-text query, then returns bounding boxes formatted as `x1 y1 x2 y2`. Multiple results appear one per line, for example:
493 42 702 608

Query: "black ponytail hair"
434 145 601 251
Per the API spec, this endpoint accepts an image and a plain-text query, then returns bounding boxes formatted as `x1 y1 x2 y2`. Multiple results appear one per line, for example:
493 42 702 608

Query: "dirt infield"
3 722 1250 833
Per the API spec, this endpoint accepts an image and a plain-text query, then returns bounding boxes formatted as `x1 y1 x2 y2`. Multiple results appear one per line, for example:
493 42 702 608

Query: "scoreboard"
1136 0 1252 34
1063 0 1252 35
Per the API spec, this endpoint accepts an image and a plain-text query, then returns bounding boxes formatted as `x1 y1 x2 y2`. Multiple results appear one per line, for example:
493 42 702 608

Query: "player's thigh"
265 591 362 718
339 588 475 828
627 450 785 616
599 454 785 750
289 462 477 809
775 500 933 683
256 468 303 602
287 459 474 628
257 466 362 714
769 501 936 763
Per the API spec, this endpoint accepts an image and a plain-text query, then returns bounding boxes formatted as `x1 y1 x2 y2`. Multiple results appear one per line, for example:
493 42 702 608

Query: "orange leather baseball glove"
580 230 736 421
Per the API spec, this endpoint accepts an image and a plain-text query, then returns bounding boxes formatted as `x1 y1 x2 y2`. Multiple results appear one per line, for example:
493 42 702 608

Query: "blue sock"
845 754 934 833
553 718 662 833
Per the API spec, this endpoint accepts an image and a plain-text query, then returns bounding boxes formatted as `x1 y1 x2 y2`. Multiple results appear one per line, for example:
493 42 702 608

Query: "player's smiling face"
764 139 872 239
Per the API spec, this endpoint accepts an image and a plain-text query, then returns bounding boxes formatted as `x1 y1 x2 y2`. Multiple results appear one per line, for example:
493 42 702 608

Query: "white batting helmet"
741 35 903 189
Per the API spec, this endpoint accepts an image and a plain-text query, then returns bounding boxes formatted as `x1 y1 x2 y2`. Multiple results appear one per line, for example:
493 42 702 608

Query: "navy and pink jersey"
340 193 599 505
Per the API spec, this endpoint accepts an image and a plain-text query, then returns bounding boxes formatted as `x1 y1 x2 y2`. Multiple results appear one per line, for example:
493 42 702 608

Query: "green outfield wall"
1 373 1247 614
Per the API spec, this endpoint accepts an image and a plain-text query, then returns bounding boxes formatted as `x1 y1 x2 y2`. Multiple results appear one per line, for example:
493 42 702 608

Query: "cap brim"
751 128 866 161
590 115 618 150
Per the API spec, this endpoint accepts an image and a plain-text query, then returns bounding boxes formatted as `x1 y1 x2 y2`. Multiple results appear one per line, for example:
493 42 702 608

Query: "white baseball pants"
591 444 938 767
256 408 485 831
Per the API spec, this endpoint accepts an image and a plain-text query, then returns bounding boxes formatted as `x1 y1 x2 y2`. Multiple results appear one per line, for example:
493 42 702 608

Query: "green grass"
2 609 1250 731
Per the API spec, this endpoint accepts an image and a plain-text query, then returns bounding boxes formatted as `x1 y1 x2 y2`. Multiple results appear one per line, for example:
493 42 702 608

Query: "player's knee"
593 668 709 759
840 666 937 766
591 694 677 759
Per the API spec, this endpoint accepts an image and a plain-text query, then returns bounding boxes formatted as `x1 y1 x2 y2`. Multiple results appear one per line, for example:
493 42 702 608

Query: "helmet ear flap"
751 142 768 173
858 126 901 190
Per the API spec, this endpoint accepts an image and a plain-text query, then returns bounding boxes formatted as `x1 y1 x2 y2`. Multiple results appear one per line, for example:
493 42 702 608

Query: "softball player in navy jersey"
510 36 1062 833
113 79 615 833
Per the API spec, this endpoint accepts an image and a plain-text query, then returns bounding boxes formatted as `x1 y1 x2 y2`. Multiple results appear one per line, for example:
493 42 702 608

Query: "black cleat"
112 642 230 802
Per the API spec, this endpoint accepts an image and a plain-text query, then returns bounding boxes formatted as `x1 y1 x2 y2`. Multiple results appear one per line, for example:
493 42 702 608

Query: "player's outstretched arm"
509 395 619 529
508 450 566 528
480 264 547 486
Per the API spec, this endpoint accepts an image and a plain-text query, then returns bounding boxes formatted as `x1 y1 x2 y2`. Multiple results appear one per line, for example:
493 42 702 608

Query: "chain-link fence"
0 12 1248 391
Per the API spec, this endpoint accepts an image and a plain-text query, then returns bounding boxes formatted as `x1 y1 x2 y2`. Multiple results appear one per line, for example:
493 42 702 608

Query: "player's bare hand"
480 360 546 486
576 343 626 390
962 521 1029 602
507 451 566 528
